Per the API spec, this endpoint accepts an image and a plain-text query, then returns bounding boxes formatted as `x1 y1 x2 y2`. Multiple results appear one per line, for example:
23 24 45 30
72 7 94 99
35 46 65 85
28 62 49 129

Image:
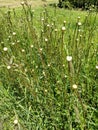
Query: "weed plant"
0 2 98 130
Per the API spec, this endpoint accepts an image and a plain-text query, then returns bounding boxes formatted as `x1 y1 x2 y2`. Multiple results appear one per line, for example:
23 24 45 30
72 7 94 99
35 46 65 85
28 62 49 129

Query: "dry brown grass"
0 0 58 8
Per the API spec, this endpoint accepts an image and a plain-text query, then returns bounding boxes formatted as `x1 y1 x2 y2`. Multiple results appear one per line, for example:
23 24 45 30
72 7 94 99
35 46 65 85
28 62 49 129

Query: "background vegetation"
0 1 98 129
58 0 98 9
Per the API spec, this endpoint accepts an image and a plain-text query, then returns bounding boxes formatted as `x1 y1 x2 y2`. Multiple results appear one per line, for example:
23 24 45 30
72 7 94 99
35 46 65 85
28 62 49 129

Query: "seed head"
76 38 79 41
78 22 82 26
54 29 58 32
62 64 65 67
80 35 82 37
21 1 25 5
48 64 51 67
32 69 34 72
78 16 80 19
63 20 66 24
63 21 66 26
64 75 67 78
12 32 16 36
7 65 11 70
39 48 43 51
25 68 27 72
57 80 60 84
31 45 34 48
61 26 66 31
43 71 46 76
36 66 38 68
41 18 44 21
72 84 78 89
1 41 4 44
96 65 98 69
8 36 11 38
17 40 20 43
66 56 72 62
14 119 18 125
45 38 48 42
3 47 8 51
41 29 44 33
21 49 25 52
78 29 81 32
44 89 47 93
47 24 50 27
51 23 54 26
12 42 15 45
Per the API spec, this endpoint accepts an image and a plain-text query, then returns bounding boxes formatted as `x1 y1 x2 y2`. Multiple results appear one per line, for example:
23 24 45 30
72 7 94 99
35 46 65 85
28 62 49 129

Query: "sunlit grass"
0 3 98 130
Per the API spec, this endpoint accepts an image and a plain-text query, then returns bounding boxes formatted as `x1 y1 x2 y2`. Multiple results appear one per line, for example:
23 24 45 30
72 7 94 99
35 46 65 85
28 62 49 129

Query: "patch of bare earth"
0 0 58 8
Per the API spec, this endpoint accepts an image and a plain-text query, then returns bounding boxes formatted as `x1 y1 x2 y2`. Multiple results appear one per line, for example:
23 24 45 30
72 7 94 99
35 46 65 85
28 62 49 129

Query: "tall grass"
0 2 98 130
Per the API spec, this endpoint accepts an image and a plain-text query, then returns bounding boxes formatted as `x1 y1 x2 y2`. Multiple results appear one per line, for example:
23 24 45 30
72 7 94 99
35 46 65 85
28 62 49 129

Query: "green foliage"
58 0 98 9
58 0 73 9
0 3 98 130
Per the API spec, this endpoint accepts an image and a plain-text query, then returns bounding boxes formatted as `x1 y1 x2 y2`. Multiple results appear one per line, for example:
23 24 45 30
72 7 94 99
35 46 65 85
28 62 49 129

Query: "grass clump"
0 2 98 130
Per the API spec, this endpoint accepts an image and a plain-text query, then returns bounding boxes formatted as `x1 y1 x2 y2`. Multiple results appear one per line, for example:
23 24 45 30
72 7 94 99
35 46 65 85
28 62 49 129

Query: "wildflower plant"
0 2 98 130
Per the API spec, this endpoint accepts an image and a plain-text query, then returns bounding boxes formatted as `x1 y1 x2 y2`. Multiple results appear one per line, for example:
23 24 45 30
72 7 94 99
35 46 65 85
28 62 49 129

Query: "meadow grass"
0 3 98 130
